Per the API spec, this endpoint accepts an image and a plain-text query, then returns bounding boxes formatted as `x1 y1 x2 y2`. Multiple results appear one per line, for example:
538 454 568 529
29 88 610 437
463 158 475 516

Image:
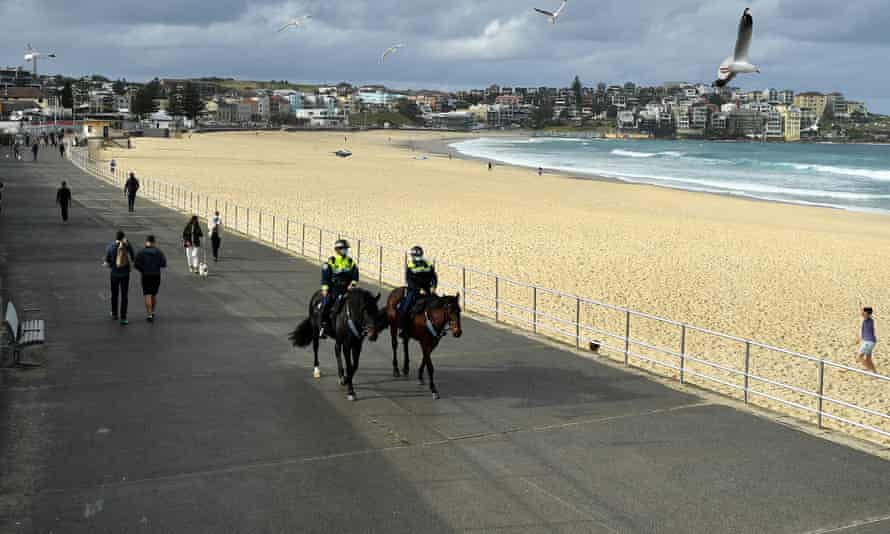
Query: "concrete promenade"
1 149 889 533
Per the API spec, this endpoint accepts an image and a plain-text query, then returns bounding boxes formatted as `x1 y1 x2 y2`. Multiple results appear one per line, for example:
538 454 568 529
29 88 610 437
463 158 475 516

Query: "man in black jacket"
56 181 72 222
134 235 167 322
124 172 140 212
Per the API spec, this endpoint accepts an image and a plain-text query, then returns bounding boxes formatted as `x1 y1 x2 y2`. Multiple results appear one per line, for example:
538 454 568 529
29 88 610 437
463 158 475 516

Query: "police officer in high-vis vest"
399 246 438 338
320 239 359 337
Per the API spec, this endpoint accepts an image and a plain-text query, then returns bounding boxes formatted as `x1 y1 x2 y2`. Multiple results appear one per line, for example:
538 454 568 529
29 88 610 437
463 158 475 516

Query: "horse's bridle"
345 298 374 339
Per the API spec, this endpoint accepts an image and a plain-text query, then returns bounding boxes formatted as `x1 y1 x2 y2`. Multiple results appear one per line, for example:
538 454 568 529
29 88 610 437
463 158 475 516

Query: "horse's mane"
429 295 461 312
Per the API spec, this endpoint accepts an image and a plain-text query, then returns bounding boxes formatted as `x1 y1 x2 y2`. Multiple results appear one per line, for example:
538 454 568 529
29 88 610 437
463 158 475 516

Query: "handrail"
69 148 890 445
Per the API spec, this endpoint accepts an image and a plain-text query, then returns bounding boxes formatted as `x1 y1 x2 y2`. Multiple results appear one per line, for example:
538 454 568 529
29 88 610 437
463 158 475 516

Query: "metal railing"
69 148 890 445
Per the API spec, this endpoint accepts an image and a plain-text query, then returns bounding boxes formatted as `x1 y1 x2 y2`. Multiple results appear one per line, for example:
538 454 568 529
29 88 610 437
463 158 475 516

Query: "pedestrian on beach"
134 235 167 322
110 159 117 176
488 161 493 171
209 211 223 262
856 307 878 373
182 215 204 274
105 230 135 325
56 181 72 222
31 142 39 162
124 172 140 212
538 167 543 176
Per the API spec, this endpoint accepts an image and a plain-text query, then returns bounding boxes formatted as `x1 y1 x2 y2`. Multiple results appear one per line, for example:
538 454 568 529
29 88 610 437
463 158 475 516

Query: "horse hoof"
393 370 401 378
432 392 440 400
402 368 410 376
347 393 357 402
313 368 322 379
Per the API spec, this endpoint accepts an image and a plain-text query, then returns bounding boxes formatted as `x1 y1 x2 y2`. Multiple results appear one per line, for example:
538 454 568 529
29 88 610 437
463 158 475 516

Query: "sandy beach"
102 130 890 444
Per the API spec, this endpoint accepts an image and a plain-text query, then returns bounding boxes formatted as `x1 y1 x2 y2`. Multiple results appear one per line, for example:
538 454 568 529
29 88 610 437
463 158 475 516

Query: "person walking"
134 235 167 322
209 211 223 262
182 215 204 274
31 142 39 162
124 172 140 212
104 231 135 325
56 181 72 222
856 307 878 373
110 159 117 176
58 142 65 158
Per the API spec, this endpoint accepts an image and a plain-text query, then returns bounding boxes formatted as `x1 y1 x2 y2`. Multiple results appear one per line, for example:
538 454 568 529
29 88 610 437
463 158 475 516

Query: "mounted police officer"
399 246 438 338
319 239 359 338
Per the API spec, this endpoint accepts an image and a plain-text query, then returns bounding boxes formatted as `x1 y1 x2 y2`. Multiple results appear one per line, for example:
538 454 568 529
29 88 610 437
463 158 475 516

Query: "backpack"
115 241 130 268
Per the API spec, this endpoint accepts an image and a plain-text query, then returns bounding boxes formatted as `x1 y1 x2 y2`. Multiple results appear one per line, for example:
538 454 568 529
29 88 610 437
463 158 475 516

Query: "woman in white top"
210 211 223 262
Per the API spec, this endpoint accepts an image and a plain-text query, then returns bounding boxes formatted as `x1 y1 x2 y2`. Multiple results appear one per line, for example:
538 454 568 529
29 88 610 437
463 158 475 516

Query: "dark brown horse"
385 288 463 399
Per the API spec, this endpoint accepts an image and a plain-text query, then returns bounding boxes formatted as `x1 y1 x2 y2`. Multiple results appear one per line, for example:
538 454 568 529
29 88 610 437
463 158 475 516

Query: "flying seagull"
381 44 405 62
277 16 312 33
714 8 759 88
534 0 568 24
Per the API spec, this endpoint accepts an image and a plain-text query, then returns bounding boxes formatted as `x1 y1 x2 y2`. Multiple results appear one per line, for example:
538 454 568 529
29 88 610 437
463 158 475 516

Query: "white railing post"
744 341 751 404
624 311 631 365
817 360 825 429
680 324 687 384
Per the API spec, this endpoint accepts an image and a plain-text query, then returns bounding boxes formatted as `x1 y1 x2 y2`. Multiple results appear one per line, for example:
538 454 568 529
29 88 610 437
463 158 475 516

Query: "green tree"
60 82 74 109
182 82 204 123
396 98 422 124
532 99 554 129
571 75 583 111
112 79 127 95
167 85 185 118
132 80 160 120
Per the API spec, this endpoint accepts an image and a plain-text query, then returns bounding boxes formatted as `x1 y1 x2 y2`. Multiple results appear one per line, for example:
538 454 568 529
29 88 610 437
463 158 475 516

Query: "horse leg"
312 333 321 379
417 352 426 385
390 321 401 378
402 337 411 378
344 344 356 401
422 342 439 400
335 341 346 386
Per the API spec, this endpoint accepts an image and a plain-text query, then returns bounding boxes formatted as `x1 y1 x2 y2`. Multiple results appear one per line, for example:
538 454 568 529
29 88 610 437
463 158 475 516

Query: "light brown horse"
385 288 463 399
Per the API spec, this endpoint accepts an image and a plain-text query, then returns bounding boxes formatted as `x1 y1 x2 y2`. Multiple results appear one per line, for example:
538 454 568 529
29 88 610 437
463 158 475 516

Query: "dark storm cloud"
1 0 888 111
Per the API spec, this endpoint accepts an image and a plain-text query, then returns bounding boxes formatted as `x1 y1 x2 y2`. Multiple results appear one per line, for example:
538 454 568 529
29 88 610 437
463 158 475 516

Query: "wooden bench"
4 301 45 366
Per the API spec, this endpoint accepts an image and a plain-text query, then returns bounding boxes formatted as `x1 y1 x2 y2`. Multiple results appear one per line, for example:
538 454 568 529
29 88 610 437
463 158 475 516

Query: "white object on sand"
381 44 405 62
278 16 312 33
714 8 759 88
534 0 568 24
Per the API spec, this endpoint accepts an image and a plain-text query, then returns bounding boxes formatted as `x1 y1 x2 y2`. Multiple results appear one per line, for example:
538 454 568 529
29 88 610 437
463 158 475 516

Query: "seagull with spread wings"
714 8 759 88
534 0 568 24
277 15 312 33
381 44 405 62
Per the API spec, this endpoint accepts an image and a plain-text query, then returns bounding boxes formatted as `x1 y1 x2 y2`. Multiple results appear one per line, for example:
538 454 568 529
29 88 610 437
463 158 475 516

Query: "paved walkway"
1 149 889 533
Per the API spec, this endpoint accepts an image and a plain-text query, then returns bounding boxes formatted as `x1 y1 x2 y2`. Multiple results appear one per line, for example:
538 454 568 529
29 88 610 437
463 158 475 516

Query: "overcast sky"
2 0 889 112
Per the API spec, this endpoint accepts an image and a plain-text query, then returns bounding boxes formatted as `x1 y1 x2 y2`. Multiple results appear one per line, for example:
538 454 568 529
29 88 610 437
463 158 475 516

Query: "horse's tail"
289 318 315 348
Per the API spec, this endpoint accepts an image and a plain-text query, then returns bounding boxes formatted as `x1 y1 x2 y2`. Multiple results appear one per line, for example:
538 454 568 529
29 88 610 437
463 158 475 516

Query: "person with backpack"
182 215 204 274
134 235 167 322
124 172 140 212
104 230 135 325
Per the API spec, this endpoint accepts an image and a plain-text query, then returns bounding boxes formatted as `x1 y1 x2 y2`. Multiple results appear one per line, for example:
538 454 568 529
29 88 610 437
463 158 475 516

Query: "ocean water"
451 137 890 213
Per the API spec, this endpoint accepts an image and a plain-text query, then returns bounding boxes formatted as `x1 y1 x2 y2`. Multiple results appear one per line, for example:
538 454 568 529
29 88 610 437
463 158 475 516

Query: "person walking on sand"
56 181 72 222
124 172 140 212
182 215 204 274
209 211 223 262
488 161 493 171
856 307 878 373
134 235 167 322
105 230 135 325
